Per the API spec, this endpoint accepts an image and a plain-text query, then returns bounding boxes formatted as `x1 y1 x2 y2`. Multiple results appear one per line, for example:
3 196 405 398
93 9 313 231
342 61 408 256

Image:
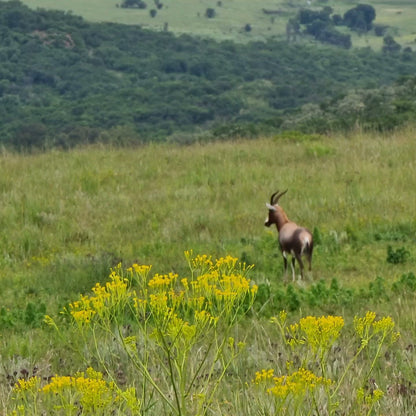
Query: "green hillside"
1 1 416 149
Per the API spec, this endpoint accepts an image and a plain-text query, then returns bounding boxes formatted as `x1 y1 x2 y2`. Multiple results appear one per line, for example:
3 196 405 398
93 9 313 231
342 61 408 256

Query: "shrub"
392 272 416 292
11 252 257 416
205 8 215 18
386 245 410 264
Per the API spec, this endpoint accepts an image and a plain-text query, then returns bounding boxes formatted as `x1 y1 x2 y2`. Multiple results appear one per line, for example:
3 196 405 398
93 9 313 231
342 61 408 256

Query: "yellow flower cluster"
14 377 40 392
128 263 152 276
42 367 111 392
254 367 331 399
253 369 275 384
357 387 384 405
268 368 331 398
48 251 256 354
183 269 257 308
215 255 254 277
290 315 345 353
149 292 168 315
68 271 130 325
13 368 139 414
41 367 121 411
354 311 377 338
70 308 96 324
215 255 238 272
131 252 256 345
194 309 218 328
148 272 178 288
354 311 400 343
185 250 213 276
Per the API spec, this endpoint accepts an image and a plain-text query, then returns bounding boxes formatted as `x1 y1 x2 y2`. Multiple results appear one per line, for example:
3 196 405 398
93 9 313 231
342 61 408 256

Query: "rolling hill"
1 0 416 149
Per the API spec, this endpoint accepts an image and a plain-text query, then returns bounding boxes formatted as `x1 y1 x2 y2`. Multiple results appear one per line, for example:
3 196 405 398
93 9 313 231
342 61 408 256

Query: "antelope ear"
266 203 277 211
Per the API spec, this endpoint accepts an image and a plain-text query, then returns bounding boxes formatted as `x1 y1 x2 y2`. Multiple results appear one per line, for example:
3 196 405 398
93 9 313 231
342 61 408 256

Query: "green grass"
15 0 416 47
1 128 416 413
0 129 415 300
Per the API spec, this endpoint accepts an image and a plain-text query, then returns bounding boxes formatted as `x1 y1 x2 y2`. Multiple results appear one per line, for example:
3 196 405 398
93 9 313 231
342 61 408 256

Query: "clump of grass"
387 245 410 264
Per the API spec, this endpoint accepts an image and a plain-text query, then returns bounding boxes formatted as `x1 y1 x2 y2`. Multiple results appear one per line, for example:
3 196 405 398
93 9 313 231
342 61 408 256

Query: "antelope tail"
301 236 312 255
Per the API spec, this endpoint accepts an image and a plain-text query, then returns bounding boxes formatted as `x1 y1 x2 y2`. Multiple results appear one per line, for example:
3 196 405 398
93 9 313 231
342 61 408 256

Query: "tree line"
1 1 416 150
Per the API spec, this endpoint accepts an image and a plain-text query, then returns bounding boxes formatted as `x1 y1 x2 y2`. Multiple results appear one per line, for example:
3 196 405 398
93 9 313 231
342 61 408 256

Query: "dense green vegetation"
1 1 416 149
0 129 415 413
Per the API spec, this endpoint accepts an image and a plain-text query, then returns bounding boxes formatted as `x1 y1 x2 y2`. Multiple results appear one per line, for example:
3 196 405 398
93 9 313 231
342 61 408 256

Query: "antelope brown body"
264 190 313 281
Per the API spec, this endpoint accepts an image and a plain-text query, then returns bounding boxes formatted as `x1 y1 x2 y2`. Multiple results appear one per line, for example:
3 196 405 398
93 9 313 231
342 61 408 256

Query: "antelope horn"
270 191 280 205
271 189 288 205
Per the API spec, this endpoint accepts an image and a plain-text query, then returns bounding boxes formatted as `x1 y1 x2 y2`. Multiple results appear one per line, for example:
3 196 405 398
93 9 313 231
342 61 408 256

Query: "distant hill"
1 0 416 149
14 0 416 50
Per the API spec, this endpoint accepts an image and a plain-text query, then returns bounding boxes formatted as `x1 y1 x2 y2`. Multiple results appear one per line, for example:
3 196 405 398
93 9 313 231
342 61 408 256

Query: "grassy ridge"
1 129 416 411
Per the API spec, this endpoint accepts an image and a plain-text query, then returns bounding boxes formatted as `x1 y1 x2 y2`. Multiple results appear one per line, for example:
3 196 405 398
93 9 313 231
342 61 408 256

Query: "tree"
305 20 327 37
332 14 343 26
343 4 376 32
120 0 147 9
205 8 216 18
298 8 331 25
382 36 401 54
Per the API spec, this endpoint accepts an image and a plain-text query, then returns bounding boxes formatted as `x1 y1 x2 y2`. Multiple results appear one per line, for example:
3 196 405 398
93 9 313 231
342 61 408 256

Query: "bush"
392 272 416 292
386 245 410 264
15 252 257 415
205 8 215 18
343 4 376 32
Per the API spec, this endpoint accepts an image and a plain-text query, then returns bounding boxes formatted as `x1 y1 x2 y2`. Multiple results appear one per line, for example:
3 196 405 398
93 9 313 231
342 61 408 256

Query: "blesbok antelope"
264 190 313 281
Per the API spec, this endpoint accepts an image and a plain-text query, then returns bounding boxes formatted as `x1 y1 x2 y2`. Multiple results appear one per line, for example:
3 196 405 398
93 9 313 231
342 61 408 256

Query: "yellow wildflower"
266 368 332 398
71 309 96 324
131 263 152 275
354 311 376 338
354 312 399 345
148 272 178 288
357 387 384 405
14 377 40 392
253 369 275 384
298 315 344 353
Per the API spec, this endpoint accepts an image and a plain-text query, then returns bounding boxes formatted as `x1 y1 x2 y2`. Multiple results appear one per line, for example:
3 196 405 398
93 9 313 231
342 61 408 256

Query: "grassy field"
1 128 416 413
15 0 416 47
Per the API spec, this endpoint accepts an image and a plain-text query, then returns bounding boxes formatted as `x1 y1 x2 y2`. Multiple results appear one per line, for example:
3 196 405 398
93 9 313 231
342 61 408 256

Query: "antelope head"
264 189 288 228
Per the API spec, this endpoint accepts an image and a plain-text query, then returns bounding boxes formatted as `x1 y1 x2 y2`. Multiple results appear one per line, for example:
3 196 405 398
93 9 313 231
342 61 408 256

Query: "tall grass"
1 129 415 285
1 128 416 413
